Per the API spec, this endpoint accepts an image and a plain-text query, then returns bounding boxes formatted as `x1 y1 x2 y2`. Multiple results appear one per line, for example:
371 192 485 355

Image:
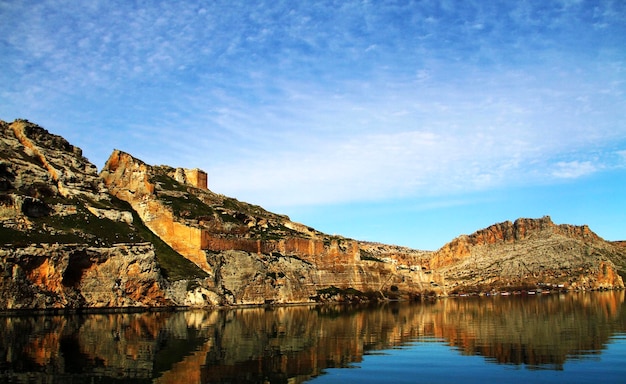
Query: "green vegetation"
222 197 241 211
0 186 208 281
150 172 187 192
163 192 212 220
218 210 243 224
359 249 384 262
151 173 215 220
0 198 140 246
115 199 209 281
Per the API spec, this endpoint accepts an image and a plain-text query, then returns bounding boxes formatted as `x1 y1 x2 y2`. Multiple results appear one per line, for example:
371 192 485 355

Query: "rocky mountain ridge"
100 148 432 305
0 119 209 309
1 119 624 310
431 216 625 294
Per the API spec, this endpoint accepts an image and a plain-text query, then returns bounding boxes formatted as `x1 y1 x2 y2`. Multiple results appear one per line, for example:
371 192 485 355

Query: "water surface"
1 291 625 383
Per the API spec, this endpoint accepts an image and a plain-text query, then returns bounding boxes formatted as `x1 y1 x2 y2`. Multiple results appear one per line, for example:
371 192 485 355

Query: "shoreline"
1 288 623 316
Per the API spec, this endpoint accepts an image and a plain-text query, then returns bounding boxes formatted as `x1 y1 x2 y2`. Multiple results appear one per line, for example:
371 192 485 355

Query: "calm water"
1 291 625 383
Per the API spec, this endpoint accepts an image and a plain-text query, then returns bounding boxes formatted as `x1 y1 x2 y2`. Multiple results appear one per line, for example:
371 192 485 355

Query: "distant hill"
0 119 623 310
430 216 625 294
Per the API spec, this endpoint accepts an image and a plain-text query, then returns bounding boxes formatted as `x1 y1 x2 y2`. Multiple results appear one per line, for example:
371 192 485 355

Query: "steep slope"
100 150 432 304
0 119 208 309
1 119 623 310
429 216 625 293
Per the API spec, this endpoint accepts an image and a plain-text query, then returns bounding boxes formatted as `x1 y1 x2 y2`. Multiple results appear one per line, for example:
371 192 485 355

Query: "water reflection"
0 291 624 383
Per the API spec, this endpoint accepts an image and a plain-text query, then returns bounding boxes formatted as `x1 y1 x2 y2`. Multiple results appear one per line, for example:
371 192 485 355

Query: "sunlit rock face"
0 120 206 309
430 216 625 293
100 149 432 305
0 243 172 309
1 118 625 310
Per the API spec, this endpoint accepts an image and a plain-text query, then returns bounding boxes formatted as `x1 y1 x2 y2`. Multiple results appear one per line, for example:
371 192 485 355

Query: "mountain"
0 119 207 309
430 216 626 293
0 119 624 310
99 149 429 305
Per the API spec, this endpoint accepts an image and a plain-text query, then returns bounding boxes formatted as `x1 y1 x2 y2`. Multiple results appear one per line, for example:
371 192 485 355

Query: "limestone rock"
0 119 209 309
430 216 625 293
86 205 133 224
0 243 172 309
2 118 624 310
100 150 434 304
4 119 108 200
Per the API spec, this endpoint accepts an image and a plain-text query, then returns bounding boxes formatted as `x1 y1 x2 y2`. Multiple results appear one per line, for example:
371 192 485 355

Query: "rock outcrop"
1 118 624 310
430 216 625 293
100 149 431 305
0 120 208 310
0 243 171 309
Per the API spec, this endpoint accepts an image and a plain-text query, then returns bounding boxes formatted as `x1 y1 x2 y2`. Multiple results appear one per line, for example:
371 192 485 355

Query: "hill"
430 216 625 294
0 119 623 309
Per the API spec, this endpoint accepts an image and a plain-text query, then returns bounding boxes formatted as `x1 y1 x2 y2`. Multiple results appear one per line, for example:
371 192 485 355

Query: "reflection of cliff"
195 305 421 383
0 292 624 382
429 291 626 369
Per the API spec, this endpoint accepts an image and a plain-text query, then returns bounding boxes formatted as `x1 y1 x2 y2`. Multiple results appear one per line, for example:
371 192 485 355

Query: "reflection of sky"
2 1 625 249
312 335 626 383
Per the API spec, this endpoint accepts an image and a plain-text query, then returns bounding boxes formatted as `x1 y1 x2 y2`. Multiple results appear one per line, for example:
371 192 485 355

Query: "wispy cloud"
551 161 597 179
1 0 625 212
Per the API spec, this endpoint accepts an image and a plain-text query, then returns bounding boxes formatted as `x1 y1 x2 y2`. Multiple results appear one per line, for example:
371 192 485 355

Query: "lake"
1 291 625 383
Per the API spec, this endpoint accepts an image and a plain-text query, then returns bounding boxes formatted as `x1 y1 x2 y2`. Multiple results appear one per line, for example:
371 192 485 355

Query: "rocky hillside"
0 120 209 309
0 119 428 309
430 216 626 294
0 119 624 310
100 149 430 305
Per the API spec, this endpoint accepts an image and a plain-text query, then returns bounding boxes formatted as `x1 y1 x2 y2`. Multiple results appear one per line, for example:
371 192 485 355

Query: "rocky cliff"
0 120 209 309
100 149 431 305
1 119 624 310
430 216 625 293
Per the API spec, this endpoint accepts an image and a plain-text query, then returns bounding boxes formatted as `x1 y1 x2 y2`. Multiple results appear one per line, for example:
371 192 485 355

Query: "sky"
1 0 625 250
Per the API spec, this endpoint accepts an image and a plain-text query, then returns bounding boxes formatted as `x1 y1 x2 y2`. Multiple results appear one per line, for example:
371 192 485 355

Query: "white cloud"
551 161 597 179
2 0 625 212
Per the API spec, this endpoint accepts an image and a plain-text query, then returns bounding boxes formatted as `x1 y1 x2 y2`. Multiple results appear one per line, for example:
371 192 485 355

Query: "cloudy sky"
2 0 625 249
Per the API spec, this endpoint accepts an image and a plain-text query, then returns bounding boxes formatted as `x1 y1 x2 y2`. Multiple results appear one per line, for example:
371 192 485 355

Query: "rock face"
1 118 624 310
100 150 431 305
430 216 625 293
0 120 208 309
0 243 171 309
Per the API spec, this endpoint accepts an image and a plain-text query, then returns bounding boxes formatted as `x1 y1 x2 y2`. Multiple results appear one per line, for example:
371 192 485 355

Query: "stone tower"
184 168 208 190
173 168 208 190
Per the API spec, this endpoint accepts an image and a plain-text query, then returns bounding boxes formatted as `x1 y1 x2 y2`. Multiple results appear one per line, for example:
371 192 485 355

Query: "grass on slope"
0 193 208 282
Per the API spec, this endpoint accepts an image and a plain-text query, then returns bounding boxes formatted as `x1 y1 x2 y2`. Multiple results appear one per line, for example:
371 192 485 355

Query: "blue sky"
1 0 625 249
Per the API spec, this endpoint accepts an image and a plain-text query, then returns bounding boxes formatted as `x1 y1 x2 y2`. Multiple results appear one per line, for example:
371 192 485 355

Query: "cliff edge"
430 216 625 293
100 149 431 305
1 119 624 310
0 120 209 309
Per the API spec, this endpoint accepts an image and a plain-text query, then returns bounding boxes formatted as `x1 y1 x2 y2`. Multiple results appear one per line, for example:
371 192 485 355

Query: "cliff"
1 118 624 310
0 243 171 309
430 216 625 293
0 120 209 309
100 149 431 305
